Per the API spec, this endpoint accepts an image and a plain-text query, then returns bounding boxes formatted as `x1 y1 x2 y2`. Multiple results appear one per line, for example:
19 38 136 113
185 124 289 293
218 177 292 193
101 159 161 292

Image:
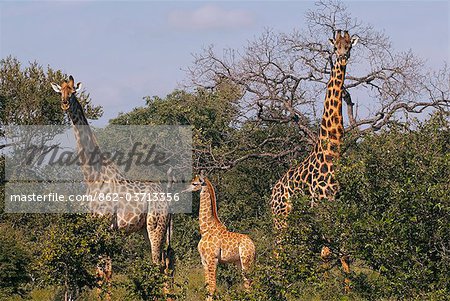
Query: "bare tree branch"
186 0 449 171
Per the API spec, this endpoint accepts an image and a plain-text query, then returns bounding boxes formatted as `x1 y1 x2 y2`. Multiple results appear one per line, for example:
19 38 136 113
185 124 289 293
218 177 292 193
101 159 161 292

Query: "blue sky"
1 1 448 126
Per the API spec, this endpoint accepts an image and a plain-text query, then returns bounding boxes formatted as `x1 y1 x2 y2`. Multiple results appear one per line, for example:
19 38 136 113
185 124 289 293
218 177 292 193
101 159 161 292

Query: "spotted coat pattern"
185 175 255 301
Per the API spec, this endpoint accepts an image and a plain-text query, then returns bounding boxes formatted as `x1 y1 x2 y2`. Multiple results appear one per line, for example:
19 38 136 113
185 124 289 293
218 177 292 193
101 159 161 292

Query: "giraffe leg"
203 259 217 301
104 256 112 301
239 238 256 291
272 216 288 260
162 245 175 299
95 260 104 301
96 255 112 301
145 219 172 300
163 215 175 293
146 220 165 265
320 246 332 277
340 255 351 293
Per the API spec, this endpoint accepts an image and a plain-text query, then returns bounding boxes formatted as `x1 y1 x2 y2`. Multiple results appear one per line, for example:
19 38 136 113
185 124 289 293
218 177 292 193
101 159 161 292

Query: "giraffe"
51 76 170 300
270 30 358 292
183 174 256 301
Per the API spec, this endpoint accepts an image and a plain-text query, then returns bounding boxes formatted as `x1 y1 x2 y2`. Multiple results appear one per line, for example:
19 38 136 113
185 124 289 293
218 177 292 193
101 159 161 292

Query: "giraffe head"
182 174 206 193
329 30 358 65
51 75 82 111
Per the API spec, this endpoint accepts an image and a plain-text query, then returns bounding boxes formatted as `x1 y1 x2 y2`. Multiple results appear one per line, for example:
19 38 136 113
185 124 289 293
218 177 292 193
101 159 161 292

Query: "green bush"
123 257 167 301
0 225 31 298
334 114 450 298
35 214 123 300
231 114 450 301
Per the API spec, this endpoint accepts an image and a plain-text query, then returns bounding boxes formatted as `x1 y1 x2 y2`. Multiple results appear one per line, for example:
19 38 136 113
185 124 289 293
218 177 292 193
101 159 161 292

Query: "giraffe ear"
328 38 335 46
351 36 359 46
51 83 61 93
199 170 206 182
68 75 75 87
75 82 82 92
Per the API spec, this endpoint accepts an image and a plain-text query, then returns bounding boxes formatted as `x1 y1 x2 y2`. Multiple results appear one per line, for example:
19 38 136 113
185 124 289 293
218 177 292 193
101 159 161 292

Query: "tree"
112 81 308 173
225 113 450 301
0 56 102 128
36 215 122 301
188 0 449 169
333 112 450 299
0 56 103 217
0 57 105 299
0 225 31 298
124 257 167 301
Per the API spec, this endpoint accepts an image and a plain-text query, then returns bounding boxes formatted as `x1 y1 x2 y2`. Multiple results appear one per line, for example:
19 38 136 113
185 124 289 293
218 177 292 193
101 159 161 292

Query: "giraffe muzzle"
181 187 193 193
61 100 70 111
338 55 348 65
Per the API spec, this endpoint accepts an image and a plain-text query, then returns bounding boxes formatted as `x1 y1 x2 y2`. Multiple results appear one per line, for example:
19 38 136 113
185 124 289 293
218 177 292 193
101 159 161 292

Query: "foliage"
0 225 31 298
35 214 122 300
190 0 449 141
1 1 449 299
0 57 106 299
122 257 167 301
333 113 450 298
0 56 102 128
111 82 307 172
225 113 450 301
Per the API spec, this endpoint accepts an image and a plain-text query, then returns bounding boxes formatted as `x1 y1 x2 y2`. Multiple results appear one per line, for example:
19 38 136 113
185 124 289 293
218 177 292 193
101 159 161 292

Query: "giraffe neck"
319 58 346 158
67 94 105 182
198 178 223 235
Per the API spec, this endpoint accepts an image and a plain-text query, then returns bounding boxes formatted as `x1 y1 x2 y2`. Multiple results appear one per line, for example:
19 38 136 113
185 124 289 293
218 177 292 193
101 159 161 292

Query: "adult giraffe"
51 76 170 300
270 30 358 291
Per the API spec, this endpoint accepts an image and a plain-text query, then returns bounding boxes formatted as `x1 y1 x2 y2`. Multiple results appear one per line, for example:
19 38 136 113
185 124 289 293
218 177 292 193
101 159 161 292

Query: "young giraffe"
270 30 358 291
51 76 170 300
184 174 256 301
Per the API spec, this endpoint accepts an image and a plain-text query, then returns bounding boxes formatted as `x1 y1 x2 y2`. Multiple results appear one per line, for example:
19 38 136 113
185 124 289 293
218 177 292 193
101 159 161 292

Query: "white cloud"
168 5 254 31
